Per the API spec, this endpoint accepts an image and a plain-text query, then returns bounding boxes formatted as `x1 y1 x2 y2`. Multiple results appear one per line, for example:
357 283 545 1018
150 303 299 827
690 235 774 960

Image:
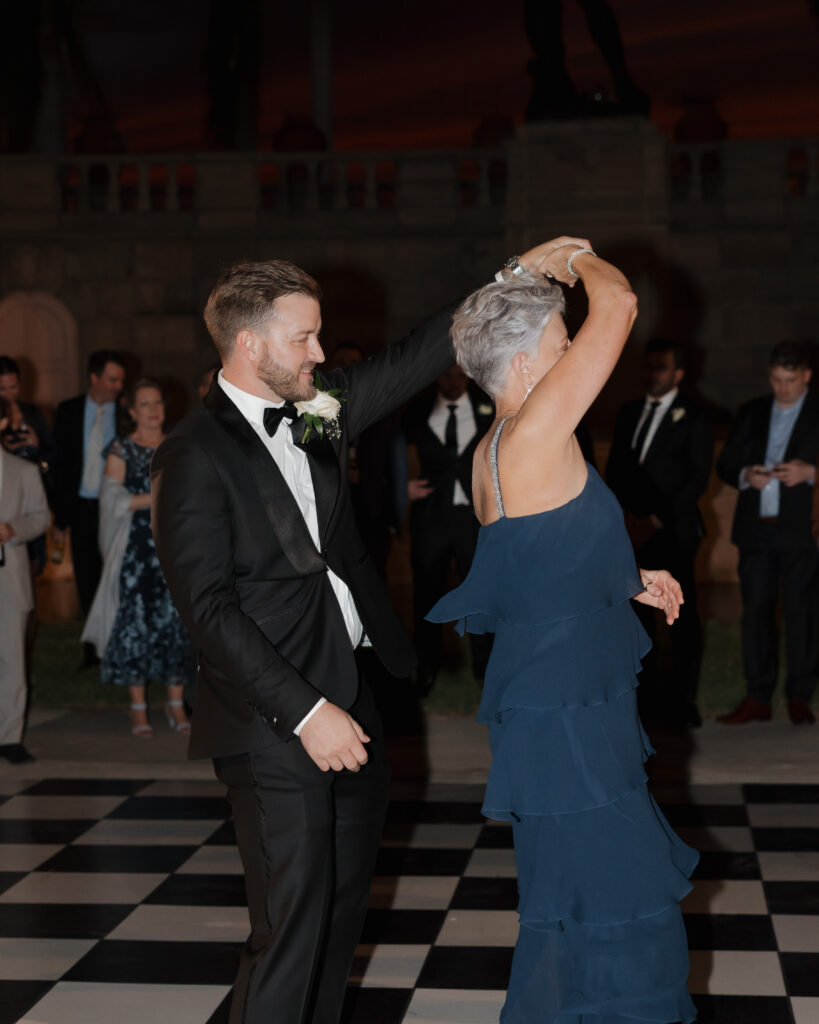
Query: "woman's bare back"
472 417 588 527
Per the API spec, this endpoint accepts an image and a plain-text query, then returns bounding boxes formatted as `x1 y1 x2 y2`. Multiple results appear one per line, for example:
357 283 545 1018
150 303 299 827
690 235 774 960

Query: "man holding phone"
717 341 819 725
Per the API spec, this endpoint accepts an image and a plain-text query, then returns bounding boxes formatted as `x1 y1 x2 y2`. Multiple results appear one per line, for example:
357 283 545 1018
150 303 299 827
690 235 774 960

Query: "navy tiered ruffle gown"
428 464 698 1024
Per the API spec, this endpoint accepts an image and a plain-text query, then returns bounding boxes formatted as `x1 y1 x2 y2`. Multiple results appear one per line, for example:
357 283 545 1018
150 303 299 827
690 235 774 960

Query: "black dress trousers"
738 528 819 703
214 673 390 1024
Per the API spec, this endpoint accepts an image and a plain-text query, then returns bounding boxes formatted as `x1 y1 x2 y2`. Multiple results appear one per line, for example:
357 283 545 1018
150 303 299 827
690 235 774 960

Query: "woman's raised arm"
517 247 637 444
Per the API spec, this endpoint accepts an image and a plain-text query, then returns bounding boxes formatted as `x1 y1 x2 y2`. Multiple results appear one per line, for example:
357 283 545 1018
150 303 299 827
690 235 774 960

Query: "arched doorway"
0 291 79 422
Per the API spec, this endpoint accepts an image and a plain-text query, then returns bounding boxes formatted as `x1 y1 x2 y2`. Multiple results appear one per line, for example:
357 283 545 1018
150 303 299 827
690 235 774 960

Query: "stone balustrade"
50 150 509 220
669 138 819 210
1 135 816 232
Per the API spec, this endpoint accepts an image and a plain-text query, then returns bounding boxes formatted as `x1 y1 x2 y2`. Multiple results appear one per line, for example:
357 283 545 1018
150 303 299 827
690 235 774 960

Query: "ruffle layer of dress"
483 687 653 817
502 906 696 1024
427 467 644 637
478 600 651 723
508 780 697 928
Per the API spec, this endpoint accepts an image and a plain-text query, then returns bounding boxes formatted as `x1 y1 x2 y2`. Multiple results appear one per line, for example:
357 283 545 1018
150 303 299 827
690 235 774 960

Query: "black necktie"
445 403 458 451
263 402 299 437
632 400 660 460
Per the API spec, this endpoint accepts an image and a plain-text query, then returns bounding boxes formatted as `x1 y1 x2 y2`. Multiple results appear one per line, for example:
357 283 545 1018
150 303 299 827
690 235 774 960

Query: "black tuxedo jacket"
403 389 494 531
606 392 714 552
716 392 819 549
151 304 456 760
53 394 88 528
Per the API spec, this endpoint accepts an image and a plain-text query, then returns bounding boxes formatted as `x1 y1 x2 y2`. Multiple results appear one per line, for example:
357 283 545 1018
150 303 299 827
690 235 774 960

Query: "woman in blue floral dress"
98 380 192 737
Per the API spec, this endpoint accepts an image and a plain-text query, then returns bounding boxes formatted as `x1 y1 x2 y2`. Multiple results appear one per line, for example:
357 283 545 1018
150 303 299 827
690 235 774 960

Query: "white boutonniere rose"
477 402 494 416
294 373 344 443
671 407 686 424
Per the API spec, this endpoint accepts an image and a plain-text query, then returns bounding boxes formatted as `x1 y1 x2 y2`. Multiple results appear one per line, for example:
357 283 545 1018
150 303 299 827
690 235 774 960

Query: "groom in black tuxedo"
150 247 559 1023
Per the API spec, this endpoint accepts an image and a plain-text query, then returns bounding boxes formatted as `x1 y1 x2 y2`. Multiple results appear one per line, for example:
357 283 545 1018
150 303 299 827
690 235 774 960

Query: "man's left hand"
0 522 15 544
772 459 815 487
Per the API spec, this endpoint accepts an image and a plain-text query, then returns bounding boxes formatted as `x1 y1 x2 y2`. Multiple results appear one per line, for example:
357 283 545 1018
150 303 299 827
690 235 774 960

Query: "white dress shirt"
427 391 477 506
631 388 679 464
218 372 364 732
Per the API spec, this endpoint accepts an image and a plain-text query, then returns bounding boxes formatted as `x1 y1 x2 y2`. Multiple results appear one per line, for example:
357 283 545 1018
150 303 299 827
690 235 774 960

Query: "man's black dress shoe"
0 744 35 764
788 699 816 725
75 655 101 672
717 697 772 724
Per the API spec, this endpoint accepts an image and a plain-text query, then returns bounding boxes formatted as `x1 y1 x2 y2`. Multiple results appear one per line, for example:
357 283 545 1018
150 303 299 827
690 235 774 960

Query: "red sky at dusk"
68 0 819 152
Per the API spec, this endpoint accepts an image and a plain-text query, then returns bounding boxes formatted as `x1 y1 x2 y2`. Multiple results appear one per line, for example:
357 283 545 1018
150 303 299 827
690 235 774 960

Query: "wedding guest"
53 350 126 668
606 338 713 728
0 355 56 573
404 365 495 692
716 340 819 725
83 380 191 737
0 395 51 764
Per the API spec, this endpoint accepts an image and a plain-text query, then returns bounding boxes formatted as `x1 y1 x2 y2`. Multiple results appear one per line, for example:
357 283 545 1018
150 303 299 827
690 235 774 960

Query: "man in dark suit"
716 340 819 726
151 243 560 1024
606 338 713 727
404 364 495 692
53 350 125 667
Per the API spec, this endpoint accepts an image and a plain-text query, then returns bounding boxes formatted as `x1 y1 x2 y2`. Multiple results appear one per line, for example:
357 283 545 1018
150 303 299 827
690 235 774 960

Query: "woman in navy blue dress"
428 238 697 1023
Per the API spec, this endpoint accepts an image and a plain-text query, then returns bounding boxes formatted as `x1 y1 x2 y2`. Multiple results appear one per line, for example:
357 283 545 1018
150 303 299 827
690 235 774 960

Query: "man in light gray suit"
0 396 50 764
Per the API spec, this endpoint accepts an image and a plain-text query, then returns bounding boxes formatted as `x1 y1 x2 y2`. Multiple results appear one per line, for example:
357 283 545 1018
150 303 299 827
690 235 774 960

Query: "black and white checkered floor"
0 776 817 1024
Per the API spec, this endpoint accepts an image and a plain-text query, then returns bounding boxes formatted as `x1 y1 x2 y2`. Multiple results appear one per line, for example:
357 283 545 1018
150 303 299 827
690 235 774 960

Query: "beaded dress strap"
489 417 510 518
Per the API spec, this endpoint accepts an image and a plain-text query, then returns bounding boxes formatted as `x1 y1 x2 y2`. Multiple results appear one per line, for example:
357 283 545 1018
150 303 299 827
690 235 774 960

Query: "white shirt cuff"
494 270 504 283
738 468 751 490
293 697 327 736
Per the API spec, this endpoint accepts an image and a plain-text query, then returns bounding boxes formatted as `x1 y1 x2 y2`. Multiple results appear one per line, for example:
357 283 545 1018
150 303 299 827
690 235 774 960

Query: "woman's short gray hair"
451 271 565 397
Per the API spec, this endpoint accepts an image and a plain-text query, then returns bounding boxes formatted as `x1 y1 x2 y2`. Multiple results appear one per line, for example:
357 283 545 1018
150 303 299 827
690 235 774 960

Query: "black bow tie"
263 402 300 437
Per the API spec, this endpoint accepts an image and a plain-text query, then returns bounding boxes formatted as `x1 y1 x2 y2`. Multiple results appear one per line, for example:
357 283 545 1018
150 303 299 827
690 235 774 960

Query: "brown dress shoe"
717 697 772 724
788 699 816 725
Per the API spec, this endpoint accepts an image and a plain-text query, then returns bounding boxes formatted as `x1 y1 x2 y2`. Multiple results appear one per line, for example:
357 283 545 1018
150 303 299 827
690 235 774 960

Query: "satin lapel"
754 397 774 463
204 382 324 575
296 431 339 547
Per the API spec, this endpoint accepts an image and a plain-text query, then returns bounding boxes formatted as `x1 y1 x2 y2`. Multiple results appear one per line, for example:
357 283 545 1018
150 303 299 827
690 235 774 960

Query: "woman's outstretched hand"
519 236 593 287
634 569 683 625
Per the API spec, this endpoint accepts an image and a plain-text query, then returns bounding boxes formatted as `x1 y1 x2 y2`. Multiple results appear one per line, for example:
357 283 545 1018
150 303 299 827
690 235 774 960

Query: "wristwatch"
499 255 525 281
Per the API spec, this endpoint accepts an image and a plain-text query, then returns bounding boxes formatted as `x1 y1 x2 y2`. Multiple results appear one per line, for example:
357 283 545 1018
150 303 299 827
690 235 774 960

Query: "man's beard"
257 345 317 402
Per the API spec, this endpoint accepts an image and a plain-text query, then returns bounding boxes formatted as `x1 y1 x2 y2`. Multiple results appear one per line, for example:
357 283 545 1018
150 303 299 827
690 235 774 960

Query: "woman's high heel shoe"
165 699 191 734
129 702 153 739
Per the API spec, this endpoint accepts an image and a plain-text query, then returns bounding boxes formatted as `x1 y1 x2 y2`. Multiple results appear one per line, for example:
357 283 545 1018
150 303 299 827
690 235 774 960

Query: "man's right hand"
299 701 370 773
744 465 772 490
408 478 433 501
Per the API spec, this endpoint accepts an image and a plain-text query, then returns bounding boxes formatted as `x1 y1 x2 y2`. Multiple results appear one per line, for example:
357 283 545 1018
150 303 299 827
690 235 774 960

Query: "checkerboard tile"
0 779 816 1023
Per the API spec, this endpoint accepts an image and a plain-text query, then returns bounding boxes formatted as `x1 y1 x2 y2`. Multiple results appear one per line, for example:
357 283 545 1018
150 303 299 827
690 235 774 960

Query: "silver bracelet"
567 247 596 277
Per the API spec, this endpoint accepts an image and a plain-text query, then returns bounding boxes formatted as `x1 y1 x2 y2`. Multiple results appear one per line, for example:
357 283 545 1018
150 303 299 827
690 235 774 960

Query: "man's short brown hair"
203 260 321 360
769 340 813 372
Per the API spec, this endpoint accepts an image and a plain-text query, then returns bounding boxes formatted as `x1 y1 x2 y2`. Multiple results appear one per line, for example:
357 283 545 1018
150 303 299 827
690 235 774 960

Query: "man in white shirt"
404 365 495 692
606 339 713 728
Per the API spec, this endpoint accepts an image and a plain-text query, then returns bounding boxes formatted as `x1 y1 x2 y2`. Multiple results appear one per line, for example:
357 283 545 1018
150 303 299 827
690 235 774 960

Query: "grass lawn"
32 617 762 717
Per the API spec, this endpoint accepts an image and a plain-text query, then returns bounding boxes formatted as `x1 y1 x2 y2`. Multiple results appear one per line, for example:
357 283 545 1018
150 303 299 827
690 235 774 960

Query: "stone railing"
51 150 509 218
669 137 819 213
